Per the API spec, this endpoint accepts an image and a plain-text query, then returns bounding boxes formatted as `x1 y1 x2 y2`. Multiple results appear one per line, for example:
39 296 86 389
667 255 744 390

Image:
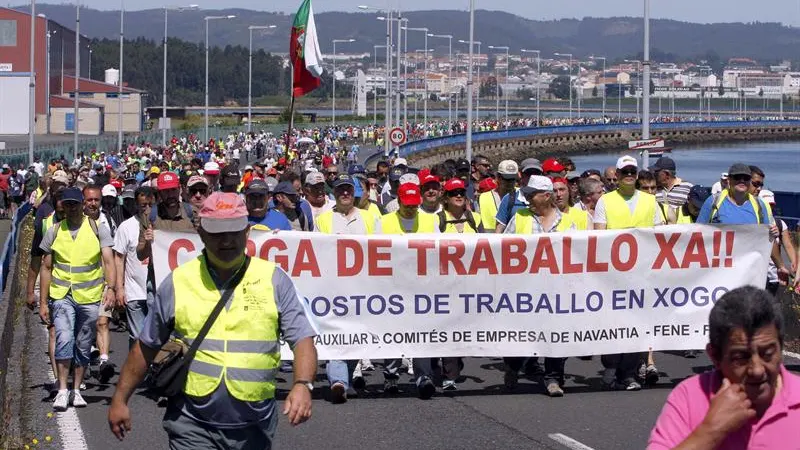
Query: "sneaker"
546 382 564 397
352 375 366 390
417 377 435 400
330 382 347 404
70 390 87 407
624 379 642 391
352 361 363 380
503 368 519 391
442 379 457 391
98 360 115 384
361 358 375 371
79 382 87 391
383 378 399 395
53 390 69 411
645 364 659 386
683 350 698 359
406 358 414 377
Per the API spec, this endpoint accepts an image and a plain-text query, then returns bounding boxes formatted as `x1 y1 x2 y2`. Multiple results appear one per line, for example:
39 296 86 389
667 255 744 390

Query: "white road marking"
548 433 596 450
784 350 800 362
42 325 89 450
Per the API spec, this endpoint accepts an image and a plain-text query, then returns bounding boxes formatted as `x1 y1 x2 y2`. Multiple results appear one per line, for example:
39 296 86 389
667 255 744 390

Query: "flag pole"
286 62 295 157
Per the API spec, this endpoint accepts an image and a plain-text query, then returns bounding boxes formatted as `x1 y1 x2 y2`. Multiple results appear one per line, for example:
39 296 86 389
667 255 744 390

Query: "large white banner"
153 225 770 359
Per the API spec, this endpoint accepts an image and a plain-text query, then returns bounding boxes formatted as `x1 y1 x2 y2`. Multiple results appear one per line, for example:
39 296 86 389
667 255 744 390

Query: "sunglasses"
189 188 208 196
620 169 637 176
447 190 467 198
326 171 339 176
751 181 763 188
732 175 752 183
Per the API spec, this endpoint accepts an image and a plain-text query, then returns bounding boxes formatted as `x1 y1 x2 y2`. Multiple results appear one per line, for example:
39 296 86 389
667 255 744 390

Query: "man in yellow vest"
502 176 576 395
38 187 117 411
594 155 665 391
479 160 518 231
109 192 318 448
315 174 380 403
380 182 440 399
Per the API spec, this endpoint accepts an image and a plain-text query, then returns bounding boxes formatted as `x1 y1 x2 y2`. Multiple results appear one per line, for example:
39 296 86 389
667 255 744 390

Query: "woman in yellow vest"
439 178 484 234
109 192 319 448
38 187 117 412
593 156 664 392
552 177 589 231
502 175 574 397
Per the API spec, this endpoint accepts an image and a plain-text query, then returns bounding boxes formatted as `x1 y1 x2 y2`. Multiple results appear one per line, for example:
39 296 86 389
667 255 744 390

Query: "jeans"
543 358 566 386
162 407 277 450
326 360 358 389
601 352 643 383
126 299 149 347
49 293 99 366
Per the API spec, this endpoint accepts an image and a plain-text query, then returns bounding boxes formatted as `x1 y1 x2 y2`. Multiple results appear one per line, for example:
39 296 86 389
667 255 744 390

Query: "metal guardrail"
398 120 800 158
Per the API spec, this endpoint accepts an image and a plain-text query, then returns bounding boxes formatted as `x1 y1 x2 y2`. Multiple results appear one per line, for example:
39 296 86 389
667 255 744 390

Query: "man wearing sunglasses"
696 163 774 226
479 160 518 232
652 157 693 216
494 158 543 233
594 155 665 392
273 182 313 232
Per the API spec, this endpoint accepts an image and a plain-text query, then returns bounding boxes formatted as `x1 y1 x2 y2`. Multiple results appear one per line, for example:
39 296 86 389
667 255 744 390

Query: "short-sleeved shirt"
113 217 148 301
31 199 55 257
656 179 693 208
593 190 666 226
648 366 800 449
495 190 529 227
40 218 114 254
696 193 773 225
139 257 317 428
248 210 292 231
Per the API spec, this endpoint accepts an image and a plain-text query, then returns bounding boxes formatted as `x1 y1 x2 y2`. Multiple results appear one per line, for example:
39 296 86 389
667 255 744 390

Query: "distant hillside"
14 4 800 65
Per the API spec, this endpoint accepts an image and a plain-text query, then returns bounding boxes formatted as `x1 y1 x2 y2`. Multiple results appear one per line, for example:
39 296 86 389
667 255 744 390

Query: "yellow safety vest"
440 210 482 234
710 190 770 224
252 224 271 231
49 218 104 304
380 211 438 234
43 212 55 235
173 256 280 402
602 190 658 229
566 206 589 231
513 208 575 234
316 208 376 234
361 202 382 220
478 190 500 231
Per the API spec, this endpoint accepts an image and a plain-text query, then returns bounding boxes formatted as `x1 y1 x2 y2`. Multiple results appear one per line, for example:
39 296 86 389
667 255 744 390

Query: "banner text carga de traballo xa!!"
153 225 770 360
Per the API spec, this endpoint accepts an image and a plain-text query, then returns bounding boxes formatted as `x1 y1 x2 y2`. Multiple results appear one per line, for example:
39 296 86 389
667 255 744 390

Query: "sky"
50 0 800 26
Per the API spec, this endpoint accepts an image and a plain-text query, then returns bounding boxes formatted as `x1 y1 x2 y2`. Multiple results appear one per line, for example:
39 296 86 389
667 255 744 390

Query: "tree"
592 86 598 98
718 83 725 97
517 87 535 100
548 75 572 100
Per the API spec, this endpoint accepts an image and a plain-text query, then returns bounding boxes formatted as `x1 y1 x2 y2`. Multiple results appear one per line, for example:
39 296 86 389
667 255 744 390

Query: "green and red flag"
290 0 323 97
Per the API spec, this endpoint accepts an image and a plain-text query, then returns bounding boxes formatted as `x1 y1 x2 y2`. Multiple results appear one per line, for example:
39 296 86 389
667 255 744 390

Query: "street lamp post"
625 59 642 117
331 38 356 127
28 0 35 165
554 52 573 119
459 39 481 121
429 33 452 129
204 14 236 144
371 10 395 156
46 23 52 134
117 2 123 151
488 45 509 127
74 2 80 160
248 25 276 134
373 44 386 124
642 0 652 167
163 5 199 147
465 0 475 162
521 49 541 125
590 55 606 118
404 27 428 126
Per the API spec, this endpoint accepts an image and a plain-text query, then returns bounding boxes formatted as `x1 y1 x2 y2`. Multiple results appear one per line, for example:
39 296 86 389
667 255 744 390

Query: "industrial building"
0 7 144 136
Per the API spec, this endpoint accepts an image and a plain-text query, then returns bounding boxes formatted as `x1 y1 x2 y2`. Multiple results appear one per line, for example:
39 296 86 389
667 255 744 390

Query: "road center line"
548 433 596 450
42 324 89 450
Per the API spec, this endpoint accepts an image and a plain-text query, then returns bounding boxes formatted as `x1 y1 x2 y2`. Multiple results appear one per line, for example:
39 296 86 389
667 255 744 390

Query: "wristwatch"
294 380 314 392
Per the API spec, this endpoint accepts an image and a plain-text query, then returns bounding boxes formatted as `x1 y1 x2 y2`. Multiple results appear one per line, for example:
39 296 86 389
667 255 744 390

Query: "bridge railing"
398 120 800 158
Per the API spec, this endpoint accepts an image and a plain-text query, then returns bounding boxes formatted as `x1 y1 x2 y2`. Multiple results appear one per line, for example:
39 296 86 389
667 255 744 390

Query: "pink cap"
199 192 249 233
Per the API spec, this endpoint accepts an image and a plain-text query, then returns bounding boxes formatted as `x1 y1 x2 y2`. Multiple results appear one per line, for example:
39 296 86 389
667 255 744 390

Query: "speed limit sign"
389 127 406 146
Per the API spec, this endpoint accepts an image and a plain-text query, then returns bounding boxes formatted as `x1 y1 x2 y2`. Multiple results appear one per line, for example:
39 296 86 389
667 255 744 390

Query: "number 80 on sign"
389 127 406 146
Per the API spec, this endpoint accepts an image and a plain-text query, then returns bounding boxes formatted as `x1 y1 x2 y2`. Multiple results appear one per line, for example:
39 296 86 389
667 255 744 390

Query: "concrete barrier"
400 120 800 167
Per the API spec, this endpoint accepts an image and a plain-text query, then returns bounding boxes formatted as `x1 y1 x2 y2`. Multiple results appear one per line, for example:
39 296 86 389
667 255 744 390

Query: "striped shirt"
656 178 693 208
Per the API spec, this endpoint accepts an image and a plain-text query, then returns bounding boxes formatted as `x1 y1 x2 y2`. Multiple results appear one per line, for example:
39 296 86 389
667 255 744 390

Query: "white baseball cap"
720 172 729 180
759 189 776 205
616 155 638 170
521 175 553 196
398 173 420 186
393 157 408 167
101 184 118 197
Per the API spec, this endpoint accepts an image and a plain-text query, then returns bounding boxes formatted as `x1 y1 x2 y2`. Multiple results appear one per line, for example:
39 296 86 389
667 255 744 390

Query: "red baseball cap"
478 177 498 193
397 182 422 206
110 179 123 190
157 172 180 190
542 158 565 174
417 168 431 180
551 177 568 185
443 178 466 192
420 174 440 186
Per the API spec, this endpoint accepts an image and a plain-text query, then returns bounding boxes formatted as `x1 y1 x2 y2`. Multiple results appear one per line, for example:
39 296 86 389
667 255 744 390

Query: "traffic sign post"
389 127 406 146
627 138 664 150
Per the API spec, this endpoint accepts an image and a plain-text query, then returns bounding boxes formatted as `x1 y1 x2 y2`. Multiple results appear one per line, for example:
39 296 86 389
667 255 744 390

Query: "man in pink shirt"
648 286 800 449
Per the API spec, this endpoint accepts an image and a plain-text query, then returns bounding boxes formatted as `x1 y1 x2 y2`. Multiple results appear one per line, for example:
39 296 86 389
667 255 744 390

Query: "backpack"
438 210 477 233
